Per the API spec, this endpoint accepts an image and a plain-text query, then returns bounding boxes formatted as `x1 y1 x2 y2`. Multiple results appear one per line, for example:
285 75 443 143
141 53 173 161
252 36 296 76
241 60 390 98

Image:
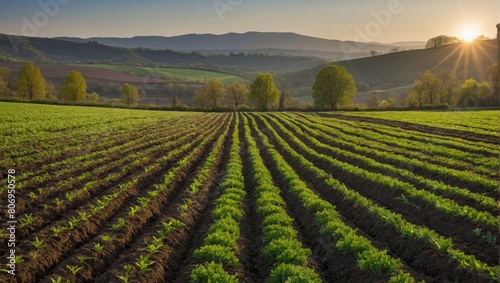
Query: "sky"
0 0 498 43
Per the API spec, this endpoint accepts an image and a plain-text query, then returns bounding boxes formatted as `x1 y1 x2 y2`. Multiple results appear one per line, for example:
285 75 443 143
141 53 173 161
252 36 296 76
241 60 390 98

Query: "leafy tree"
61 71 87 102
425 35 462 48
193 90 210 108
408 80 427 107
312 65 356 110
88 92 99 103
0 67 12 97
204 79 225 109
486 63 499 98
121 83 139 106
412 71 442 105
226 81 249 110
172 96 181 108
458 78 492 107
439 72 459 105
15 62 46 101
367 92 380 108
249 73 279 111
45 82 58 101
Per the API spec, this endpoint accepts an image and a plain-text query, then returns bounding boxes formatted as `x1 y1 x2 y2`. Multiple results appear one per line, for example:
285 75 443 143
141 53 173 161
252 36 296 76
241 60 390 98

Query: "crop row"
242 114 322 282
190 114 244 282
340 111 499 137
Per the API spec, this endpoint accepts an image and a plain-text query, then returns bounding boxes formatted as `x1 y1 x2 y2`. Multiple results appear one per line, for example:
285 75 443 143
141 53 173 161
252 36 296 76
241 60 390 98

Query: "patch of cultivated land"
0 62 164 86
0 102 498 283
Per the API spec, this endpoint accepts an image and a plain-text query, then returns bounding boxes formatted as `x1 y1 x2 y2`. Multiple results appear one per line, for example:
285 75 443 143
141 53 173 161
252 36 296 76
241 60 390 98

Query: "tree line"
1 61 496 110
0 62 141 106
365 64 498 109
408 65 498 108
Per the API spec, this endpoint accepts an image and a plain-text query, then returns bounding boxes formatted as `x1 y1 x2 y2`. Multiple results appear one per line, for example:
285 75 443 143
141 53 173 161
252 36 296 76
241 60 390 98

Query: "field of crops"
0 102 498 283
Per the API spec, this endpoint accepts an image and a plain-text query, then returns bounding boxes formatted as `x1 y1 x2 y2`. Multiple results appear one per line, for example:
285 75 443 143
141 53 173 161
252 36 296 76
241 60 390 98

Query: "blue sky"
0 0 498 42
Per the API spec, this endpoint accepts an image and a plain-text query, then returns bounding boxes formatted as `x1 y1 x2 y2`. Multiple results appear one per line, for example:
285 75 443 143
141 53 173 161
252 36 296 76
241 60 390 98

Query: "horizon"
0 0 498 43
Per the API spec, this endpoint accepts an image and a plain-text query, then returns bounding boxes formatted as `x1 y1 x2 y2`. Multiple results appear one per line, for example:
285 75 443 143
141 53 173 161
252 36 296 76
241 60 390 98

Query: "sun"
460 26 479 43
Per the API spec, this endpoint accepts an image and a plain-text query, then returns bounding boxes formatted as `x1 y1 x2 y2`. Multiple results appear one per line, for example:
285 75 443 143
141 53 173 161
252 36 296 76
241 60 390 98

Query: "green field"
0 102 498 282
78 64 244 86
341 110 499 137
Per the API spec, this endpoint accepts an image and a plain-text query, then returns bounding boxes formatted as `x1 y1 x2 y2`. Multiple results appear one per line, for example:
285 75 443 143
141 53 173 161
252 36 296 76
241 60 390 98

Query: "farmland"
0 102 498 282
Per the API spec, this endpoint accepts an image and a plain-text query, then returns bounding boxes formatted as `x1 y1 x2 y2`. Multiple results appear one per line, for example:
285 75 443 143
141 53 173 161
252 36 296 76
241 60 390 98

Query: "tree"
193 90 210 108
121 83 139 106
204 79 225 109
0 67 12 97
369 50 378 57
61 71 87 102
439 72 459 105
14 62 46 101
458 78 492 107
172 96 181 108
226 81 249 110
412 71 442 105
312 65 356 110
45 82 58 101
425 35 462 48
474 35 490 41
486 63 499 98
356 81 370 92
367 92 380 108
408 80 427 107
88 92 99 103
249 73 279 111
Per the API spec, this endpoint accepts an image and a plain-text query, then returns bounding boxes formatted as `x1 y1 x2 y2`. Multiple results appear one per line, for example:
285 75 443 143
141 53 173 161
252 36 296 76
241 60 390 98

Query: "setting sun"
460 25 479 42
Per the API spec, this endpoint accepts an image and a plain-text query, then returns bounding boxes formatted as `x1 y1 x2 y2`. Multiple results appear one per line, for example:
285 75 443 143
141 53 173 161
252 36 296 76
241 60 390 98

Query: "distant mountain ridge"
55 32 426 59
0 33 327 73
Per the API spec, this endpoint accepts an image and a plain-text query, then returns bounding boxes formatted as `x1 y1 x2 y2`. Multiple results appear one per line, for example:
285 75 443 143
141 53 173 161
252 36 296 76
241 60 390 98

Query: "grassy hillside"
0 34 150 65
283 40 497 91
78 64 244 85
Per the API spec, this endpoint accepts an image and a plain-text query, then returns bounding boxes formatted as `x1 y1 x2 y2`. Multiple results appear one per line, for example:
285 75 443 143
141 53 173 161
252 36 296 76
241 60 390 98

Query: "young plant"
137 197 150 207
111 218 126 232
134 254 155 272
129 205 141 217
68 216 80 229
77 211 90 222
14 255 24 265
51 226 67 237
31 236 46 249
117 264 133 283
29 251 38 260
144 241 162 255
66 265 83 276
77 255 91 264
54 198 64 207
101 234 113 244
93 243 104 253
19 214 35 227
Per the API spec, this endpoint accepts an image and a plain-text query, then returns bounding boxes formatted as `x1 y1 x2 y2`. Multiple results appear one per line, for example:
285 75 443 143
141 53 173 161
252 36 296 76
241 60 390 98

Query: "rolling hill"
282 39 497 91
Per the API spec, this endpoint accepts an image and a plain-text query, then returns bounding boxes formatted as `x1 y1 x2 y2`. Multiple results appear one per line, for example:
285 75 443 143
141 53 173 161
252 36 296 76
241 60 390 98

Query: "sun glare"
460 26 479 43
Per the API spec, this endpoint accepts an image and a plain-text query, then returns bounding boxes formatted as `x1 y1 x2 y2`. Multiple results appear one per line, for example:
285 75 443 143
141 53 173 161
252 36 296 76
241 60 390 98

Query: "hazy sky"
0 0 498 42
